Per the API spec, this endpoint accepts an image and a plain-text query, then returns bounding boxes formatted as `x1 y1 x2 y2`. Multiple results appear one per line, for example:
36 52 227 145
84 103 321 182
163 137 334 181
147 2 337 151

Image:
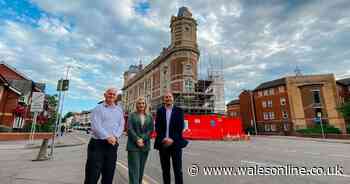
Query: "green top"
126 112 154 152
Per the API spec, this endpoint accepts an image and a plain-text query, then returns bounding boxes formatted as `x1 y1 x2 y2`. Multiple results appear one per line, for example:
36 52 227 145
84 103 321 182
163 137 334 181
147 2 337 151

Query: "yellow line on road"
117 160 159 184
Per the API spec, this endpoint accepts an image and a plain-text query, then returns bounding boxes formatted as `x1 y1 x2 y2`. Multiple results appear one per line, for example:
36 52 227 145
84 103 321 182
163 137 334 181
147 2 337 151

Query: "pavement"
0 132 350 184
0 133 85 150
257 135 350 144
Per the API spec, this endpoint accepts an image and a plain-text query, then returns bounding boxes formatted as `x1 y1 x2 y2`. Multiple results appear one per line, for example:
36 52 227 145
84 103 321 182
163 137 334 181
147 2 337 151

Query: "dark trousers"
84 138 118 184
128 151 149 184
159 148 183 184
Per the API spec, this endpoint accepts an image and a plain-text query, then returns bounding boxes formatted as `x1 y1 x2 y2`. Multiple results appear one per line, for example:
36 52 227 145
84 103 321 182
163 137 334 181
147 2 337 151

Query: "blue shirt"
165 106 173 138
91 103 125 140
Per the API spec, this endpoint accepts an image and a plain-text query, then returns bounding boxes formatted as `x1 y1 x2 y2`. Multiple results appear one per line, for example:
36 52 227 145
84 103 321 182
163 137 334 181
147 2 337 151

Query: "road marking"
73 134 88 144
117 160 160 184
304 152 320 155
241 160 283 167
329 154 350 159
0 145 25 150
183 151 201 156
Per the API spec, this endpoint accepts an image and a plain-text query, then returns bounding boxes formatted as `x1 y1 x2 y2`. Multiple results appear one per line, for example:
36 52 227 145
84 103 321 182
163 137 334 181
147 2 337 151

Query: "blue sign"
210 120 216 127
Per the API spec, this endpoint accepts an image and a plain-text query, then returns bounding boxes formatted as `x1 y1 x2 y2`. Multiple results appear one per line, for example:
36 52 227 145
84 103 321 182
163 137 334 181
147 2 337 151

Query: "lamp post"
50 65 80 158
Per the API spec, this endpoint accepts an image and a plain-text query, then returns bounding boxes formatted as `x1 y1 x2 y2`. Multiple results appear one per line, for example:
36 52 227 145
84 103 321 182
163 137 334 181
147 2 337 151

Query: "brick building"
122 7 225 114
0 62 46 129
337 78 350 103
226 99 240 118
0 74 21 128
238 74 347 134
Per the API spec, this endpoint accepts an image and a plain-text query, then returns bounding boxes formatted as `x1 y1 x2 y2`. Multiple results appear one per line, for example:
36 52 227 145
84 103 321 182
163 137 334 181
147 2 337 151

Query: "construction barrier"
148 114 246 140
183 114 245 140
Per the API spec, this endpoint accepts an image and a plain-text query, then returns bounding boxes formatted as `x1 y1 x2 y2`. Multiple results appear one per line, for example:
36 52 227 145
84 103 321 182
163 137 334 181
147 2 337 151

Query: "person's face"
104 89 117 105
136 100 146 112
163 93 173 106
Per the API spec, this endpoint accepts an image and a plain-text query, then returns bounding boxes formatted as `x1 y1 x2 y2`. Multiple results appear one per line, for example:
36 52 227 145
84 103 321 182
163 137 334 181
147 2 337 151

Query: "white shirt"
165 106 173 138
140 114 145 126
90 103 125 140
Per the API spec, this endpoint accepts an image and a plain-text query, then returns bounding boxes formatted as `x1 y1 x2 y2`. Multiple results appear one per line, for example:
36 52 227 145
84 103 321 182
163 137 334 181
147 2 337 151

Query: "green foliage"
296 124 341 134
62 112 74 123
338 101 350 120
23 122 53 132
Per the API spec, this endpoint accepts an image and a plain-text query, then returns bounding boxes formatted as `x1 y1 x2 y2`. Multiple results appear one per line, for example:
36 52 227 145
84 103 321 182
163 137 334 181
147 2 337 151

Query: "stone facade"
122 7 200 112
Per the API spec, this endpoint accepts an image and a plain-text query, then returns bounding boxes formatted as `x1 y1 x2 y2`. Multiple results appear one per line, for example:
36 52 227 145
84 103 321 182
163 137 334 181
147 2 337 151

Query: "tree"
338 101 350 133
338 101 350 120
62 112 74 123
44 94 59 132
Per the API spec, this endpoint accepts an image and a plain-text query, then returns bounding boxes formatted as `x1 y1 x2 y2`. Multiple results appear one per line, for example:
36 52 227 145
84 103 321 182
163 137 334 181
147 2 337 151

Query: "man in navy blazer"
154 91 188 184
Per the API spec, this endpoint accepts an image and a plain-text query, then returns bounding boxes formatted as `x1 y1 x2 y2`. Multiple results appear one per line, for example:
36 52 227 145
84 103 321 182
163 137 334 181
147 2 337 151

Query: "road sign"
31 92 45 112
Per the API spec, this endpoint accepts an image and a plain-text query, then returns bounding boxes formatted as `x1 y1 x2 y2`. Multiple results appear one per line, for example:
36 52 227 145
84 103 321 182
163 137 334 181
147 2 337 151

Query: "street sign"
31 92 45 112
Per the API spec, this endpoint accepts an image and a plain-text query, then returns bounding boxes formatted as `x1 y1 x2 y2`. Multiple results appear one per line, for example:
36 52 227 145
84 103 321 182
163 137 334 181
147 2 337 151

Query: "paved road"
76 131 350 184
1 132 349 184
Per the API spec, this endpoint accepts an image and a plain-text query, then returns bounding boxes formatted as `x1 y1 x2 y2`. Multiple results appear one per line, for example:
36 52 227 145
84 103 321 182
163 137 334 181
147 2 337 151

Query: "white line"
73 135 88 144
241 160 283 167
304 152 320 155
329 154 350 159
117 160 159 184
183 151 201 156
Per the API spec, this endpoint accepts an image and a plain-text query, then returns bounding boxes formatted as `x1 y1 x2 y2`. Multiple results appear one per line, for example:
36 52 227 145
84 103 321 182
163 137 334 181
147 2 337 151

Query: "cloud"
0 0 349 113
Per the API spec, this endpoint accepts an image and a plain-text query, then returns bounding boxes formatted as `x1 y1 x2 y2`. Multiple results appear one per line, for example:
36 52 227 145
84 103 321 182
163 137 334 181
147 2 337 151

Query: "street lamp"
50 65 81 158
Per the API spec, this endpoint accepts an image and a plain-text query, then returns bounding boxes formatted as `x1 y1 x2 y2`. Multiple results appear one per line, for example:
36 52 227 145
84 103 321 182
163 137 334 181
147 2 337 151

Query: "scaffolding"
172 51 225 115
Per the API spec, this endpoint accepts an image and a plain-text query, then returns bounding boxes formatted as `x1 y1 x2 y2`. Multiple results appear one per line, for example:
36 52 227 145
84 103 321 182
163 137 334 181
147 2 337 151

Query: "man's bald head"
163 91 174 107
105 88 118 94
104 88 118 106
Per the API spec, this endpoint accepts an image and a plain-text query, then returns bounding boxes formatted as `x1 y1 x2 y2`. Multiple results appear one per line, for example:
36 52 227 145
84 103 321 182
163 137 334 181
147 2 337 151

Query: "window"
263 112 269 120
185 64 192 71
265 124 271 132
262 101 267 108
279 86 285 93
271 124 277 131
185 79 193 92
280 98 286 106
258 91 263 97
312 90 321 104
269 89 274 95
282 111 288 119
263 90 269 96
269 112 275 120
267 100 273 108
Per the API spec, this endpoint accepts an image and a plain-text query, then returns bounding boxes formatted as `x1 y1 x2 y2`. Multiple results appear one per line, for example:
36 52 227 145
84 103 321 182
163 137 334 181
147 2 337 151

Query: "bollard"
33 138 50 161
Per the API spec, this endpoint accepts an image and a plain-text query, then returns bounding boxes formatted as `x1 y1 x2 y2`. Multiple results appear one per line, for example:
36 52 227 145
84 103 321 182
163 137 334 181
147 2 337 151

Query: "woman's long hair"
134 96 150 114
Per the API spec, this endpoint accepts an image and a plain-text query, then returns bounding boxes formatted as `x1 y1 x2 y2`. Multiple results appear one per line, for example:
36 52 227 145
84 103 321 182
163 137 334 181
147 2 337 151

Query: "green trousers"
128 151 149 184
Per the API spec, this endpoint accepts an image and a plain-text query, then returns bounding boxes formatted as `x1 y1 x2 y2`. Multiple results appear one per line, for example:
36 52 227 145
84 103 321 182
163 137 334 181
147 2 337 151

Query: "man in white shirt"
84 88 125 184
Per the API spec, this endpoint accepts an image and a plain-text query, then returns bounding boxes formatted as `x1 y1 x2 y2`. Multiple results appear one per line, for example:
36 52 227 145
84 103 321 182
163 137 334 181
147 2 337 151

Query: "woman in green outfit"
127 96 154 184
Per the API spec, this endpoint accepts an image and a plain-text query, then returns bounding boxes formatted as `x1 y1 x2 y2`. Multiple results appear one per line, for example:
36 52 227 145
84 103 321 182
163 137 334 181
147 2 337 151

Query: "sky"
0 0 350 114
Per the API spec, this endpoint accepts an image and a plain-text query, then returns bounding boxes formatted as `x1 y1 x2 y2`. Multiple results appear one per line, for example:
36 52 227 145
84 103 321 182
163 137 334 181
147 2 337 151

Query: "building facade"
226 99 240 118
237 74 347 134
74 111 91 129
0 62 46 129
122 7 224 114
0 74 21 128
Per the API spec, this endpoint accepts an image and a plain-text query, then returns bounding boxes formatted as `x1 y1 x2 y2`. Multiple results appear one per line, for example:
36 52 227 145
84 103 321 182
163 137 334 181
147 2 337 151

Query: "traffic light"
57 79 69 91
